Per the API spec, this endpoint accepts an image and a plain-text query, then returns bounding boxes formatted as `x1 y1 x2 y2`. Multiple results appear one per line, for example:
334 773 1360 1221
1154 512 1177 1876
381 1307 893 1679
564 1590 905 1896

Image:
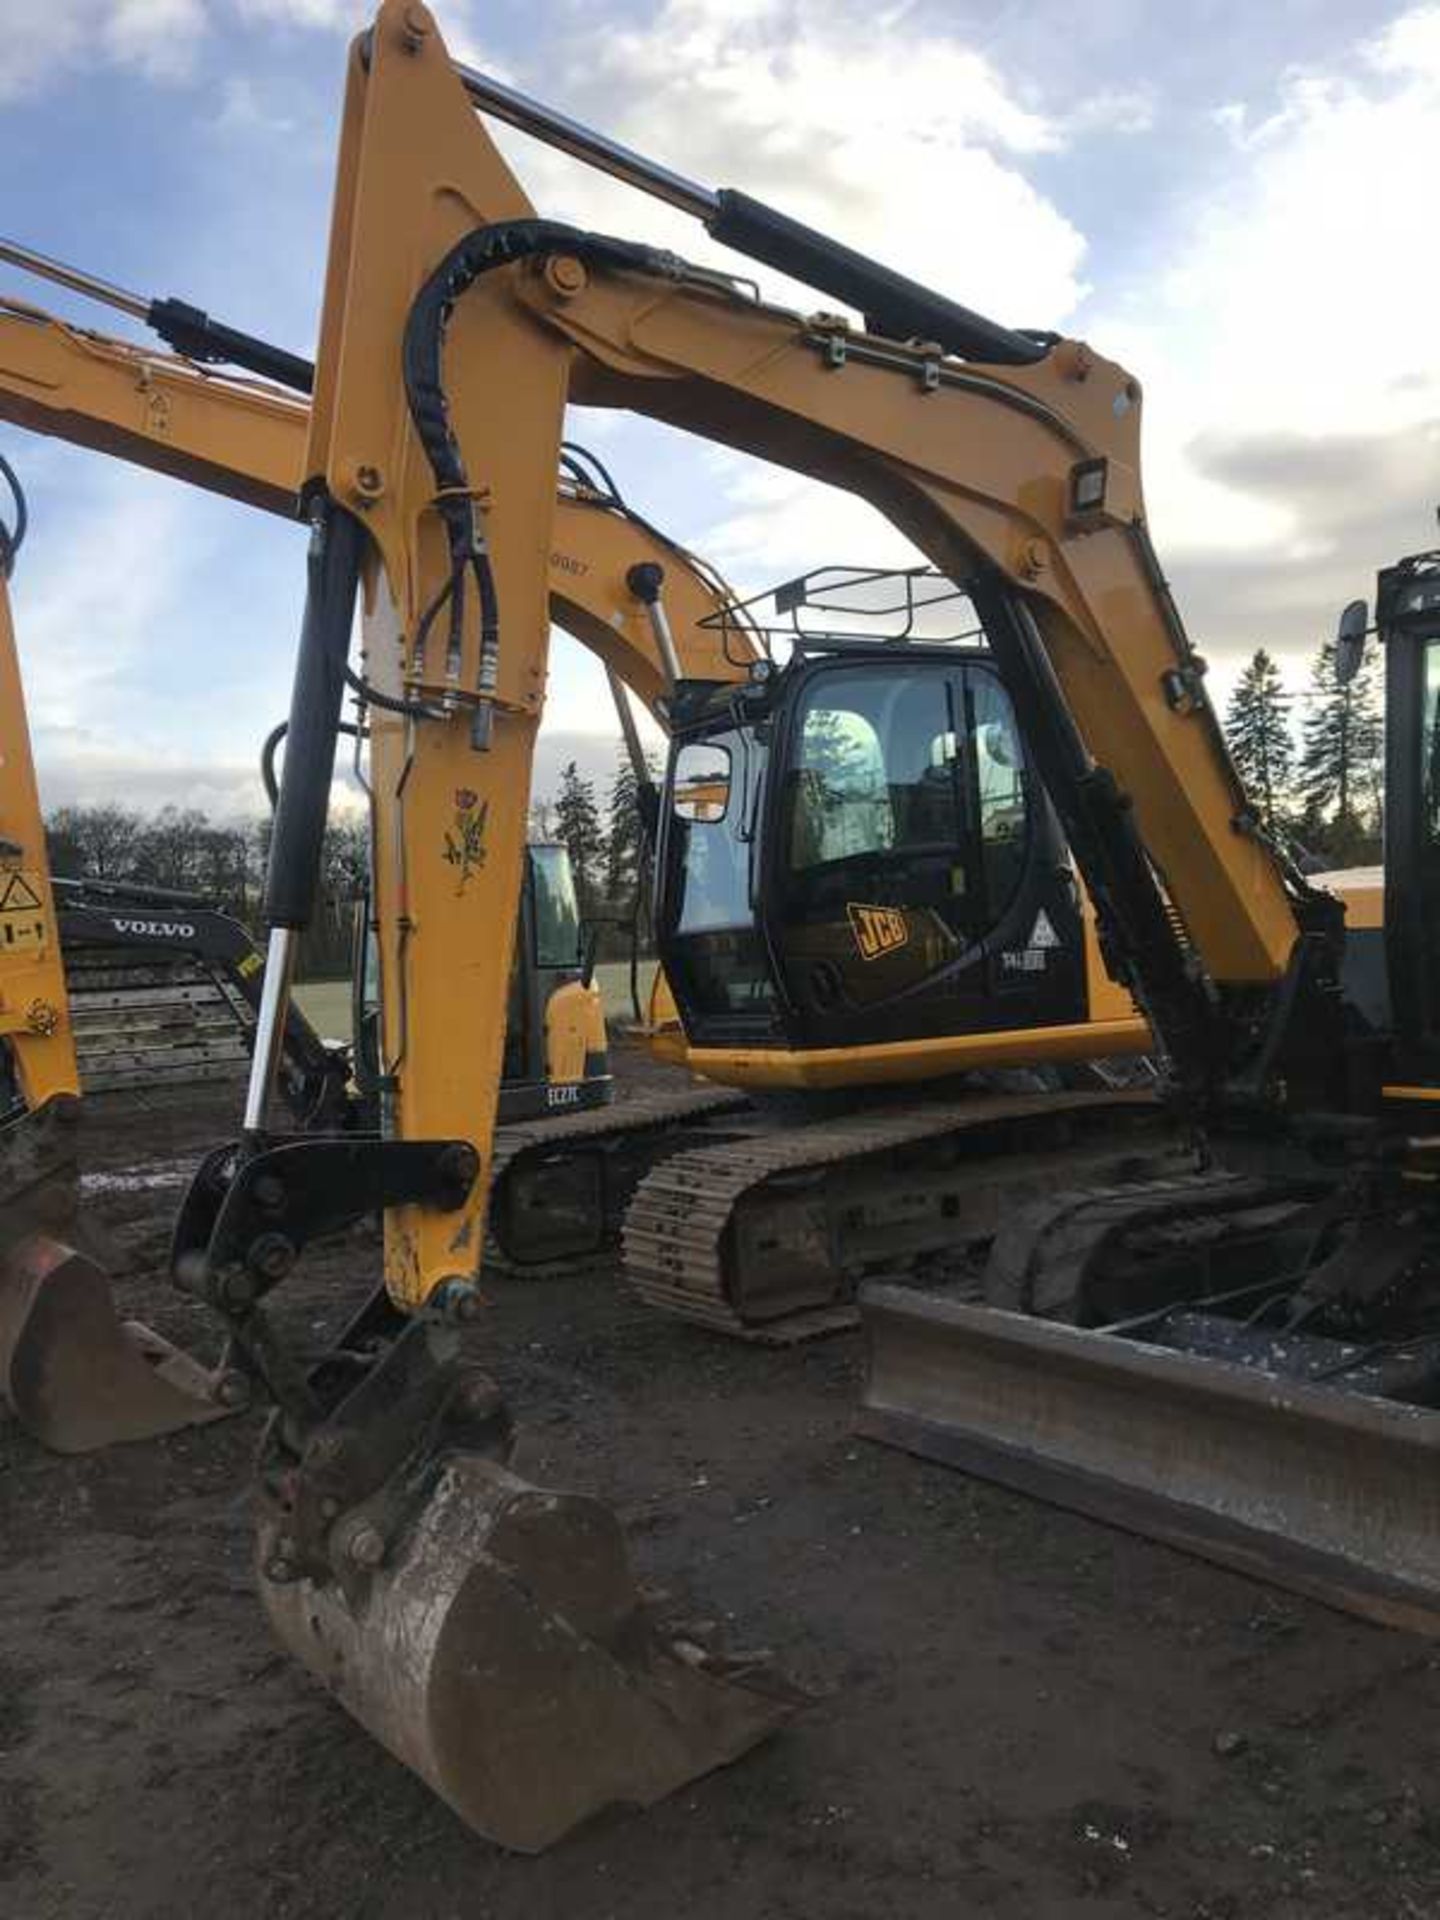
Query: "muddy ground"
5 1052 1440 1920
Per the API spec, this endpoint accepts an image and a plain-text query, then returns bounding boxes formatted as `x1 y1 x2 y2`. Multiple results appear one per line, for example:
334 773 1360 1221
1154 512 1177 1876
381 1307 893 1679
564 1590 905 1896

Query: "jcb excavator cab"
353 843 611 1123
656 569 1088 1068
500 842 611 1121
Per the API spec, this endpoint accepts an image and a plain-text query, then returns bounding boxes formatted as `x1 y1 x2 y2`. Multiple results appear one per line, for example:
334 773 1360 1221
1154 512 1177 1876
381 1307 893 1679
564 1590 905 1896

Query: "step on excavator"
0 253 1159 1351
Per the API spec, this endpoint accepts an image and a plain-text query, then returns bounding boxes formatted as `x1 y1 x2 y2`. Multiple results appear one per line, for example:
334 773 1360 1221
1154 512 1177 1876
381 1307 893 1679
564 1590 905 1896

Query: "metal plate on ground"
859 1282 1440 1636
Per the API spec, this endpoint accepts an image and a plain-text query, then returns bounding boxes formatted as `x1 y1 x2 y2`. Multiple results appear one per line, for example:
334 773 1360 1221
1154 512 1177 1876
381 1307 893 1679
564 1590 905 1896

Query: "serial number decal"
1000 909 1063 974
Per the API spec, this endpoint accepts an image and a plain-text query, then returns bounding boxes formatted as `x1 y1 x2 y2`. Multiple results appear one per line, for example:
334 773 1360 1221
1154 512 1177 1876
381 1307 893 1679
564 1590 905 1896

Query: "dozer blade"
859 1283 1440 1637
0 1099 242 1452
0 1233 239 1452
262 1452 800 1852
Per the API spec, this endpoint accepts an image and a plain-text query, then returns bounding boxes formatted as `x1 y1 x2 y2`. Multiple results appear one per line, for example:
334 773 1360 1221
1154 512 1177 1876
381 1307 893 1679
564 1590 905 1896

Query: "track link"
488 1085 752 1276
623 1088 1168 1341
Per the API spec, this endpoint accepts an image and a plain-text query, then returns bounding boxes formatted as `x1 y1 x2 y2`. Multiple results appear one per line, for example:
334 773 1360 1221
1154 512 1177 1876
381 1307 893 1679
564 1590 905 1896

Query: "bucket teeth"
261 1453 801 1852
0 1232 239 1453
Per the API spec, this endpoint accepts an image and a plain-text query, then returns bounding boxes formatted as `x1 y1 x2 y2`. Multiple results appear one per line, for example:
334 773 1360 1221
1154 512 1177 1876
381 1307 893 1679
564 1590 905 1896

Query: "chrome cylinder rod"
0 236 149 321
453 62 718 222
644 596 683 691
624 564 683 691
243 926 300 1135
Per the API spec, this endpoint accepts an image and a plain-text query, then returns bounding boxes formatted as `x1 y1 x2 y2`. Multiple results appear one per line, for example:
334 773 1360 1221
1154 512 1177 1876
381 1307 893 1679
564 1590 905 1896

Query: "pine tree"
553 760 605 912
603 749 659 903
1224 648 1293 832
1298 638 1382 849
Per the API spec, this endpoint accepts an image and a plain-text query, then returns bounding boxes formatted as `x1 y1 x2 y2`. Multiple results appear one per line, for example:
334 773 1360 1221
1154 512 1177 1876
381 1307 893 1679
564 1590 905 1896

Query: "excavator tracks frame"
624 1088 1171 1340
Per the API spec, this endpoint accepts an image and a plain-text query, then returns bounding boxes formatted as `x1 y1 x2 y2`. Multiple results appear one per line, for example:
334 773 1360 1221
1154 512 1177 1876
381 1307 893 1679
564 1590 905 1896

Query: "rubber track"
984 1171 1316 1319
622 1088 1160 1342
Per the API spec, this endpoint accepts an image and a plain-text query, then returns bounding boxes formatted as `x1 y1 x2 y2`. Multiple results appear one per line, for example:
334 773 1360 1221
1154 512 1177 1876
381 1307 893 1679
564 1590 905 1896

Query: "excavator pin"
260 1449 800 1851
0 1098 244 1452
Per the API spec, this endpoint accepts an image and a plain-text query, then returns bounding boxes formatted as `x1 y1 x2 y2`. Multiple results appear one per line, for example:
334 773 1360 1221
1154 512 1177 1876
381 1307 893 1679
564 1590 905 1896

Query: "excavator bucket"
262 1452 800 1851
0 1100 241 1452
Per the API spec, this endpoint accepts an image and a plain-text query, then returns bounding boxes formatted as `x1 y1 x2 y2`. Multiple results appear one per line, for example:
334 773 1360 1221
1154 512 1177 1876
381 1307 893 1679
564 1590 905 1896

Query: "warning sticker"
848 902 909 961
0 869 47 955
1028 909 1060 950
0 871 42 915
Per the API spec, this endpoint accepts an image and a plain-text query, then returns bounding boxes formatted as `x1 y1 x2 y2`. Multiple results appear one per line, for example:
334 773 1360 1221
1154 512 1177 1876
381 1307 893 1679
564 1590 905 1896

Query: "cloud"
31 732 270 815
232 0 372 27
212 72 297 133
478 0 1097 627
11 467 193 730
492 0 1087 328
0 0 206 97
1171 418 1440 710
1087 3 1440 645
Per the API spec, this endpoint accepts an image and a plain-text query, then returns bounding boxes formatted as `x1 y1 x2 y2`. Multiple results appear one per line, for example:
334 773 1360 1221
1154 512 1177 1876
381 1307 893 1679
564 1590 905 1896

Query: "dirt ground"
5 1054 1440 1920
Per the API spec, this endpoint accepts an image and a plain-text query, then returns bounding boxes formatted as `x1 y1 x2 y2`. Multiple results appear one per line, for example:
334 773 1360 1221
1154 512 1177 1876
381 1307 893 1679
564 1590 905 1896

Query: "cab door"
656 725 778 1046
761 654 1086 1050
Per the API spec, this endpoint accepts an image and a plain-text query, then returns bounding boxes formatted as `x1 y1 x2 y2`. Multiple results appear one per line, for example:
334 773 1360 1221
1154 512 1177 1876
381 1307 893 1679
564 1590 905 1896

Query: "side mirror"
1335 599 1369 686
672 741 732 822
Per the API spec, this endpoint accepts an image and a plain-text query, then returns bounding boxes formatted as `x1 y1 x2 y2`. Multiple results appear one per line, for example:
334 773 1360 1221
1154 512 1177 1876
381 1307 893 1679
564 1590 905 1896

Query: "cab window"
530 845 582 968
788 669 965 872
968 671 1028 914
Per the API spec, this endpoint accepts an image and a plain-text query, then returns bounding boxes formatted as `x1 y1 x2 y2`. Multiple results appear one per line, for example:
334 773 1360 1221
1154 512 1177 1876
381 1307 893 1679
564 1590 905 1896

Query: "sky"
1 0 1437 817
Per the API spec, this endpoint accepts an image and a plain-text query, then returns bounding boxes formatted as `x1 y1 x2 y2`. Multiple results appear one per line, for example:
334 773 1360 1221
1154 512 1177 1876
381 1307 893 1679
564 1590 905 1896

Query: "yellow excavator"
0 276 1156 1350
9 0 1402 1853
0 261 1160 1356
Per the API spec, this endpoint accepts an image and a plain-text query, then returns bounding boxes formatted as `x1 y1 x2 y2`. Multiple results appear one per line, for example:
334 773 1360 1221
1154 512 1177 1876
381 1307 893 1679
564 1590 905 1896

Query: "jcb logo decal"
848 903 909 961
